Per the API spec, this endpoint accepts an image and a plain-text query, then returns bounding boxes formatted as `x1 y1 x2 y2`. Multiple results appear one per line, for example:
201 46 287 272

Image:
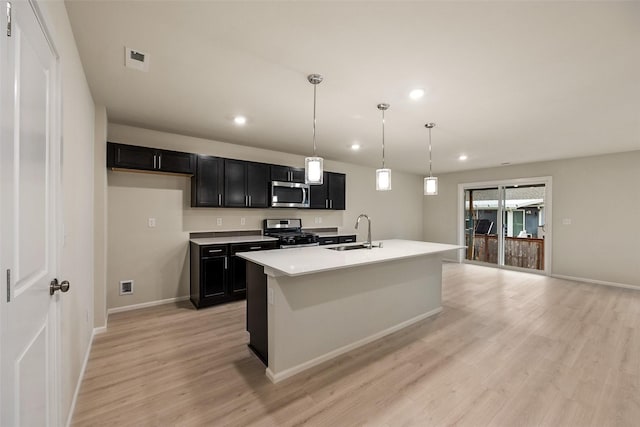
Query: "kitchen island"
238 239 464 383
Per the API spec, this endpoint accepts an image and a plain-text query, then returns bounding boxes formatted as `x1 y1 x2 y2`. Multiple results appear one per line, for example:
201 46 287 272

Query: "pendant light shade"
305 74 324 185
424 123 438 195
376 103 392 191
424 176 438 195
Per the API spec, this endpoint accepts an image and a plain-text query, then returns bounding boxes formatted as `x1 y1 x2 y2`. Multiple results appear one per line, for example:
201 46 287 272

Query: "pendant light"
376 103 391 191
424 123 438 195
305 74 324 185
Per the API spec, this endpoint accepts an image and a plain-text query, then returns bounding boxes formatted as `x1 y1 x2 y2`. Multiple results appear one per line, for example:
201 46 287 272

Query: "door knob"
50 278 70 295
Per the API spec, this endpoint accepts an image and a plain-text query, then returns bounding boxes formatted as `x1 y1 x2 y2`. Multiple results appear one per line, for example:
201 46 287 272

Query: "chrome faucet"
355 214 372 249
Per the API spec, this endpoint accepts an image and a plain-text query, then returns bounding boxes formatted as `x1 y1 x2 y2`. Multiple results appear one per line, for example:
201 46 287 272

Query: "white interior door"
0 1 62 425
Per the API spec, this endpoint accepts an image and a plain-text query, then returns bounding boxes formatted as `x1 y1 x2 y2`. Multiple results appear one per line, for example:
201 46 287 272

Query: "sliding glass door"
462 179 550 273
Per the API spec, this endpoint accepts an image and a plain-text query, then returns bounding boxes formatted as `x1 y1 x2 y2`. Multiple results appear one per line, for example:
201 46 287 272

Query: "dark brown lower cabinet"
230 241 278 299
190 243 229 308
190 241 277 309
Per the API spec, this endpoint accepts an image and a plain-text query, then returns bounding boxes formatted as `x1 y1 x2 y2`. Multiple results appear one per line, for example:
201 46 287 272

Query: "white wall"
94 106 107 329
106 123 424 310
423 150 640 287
39 0 95 423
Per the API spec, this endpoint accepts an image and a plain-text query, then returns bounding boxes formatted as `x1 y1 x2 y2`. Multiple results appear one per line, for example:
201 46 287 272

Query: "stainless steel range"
263 219 319 248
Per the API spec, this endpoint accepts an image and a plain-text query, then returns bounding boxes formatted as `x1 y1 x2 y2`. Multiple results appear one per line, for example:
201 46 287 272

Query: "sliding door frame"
457 176 553 276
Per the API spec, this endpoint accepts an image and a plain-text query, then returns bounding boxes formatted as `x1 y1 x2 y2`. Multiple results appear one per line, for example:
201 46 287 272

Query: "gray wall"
423 150 640 287
106 124 425 310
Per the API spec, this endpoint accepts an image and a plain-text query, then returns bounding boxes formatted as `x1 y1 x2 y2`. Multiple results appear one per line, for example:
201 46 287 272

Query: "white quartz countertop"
190 236 278 245
237 239 465 277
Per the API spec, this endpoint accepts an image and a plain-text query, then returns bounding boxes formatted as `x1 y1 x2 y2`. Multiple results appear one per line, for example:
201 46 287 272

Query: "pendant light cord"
381 109 385 169
428 126 432 177
312 82 317 156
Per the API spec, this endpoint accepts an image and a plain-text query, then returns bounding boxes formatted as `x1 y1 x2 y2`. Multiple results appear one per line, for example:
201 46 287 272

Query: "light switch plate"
217 218 223 226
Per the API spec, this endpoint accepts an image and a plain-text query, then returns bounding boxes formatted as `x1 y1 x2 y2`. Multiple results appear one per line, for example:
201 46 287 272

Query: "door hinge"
6 269 10 302
6 2 11 37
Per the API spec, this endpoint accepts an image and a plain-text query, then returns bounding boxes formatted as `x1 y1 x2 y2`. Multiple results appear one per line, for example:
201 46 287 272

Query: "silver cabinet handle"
208 249 222 253
224 256 228 269
325 199 328 209
218 194 222 205
250 246 261 250
325 240 334 244
249 195 252 206
245 195 248 206
158 154 162 169
153 154 157 169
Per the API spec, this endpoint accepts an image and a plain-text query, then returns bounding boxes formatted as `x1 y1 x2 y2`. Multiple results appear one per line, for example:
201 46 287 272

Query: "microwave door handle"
302 187 308 205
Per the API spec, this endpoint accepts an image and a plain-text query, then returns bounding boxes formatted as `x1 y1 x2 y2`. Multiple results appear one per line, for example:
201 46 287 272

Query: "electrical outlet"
148 217 156 228
240 217 246 225
318 217 323 224
562 218 572 225
217 218 223 226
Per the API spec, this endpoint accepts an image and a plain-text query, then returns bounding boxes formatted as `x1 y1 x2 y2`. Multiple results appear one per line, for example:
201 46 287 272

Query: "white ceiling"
65 1 640 175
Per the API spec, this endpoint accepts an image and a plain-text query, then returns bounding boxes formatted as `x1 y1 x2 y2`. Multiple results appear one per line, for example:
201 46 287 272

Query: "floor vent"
119 280 134 295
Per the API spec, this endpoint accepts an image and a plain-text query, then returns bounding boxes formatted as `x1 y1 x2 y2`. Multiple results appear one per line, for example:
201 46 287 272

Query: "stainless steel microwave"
271 181 310 208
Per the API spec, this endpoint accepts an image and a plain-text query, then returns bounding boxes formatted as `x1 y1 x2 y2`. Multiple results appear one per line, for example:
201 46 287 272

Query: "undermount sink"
327 244 371 251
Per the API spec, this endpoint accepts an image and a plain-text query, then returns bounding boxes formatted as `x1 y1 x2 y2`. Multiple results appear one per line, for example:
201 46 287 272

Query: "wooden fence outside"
466 234 545 270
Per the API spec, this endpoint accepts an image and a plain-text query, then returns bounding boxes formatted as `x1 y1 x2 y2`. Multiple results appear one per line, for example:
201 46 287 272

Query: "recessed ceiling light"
409 89 425 100
351 143 360 151
233 116 247 125
458 155 468 161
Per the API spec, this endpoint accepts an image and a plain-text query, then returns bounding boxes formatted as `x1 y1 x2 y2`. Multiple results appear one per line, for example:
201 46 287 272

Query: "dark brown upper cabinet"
107 142 195 175
191 155 225 207
309 171 346 210
224 159 269 208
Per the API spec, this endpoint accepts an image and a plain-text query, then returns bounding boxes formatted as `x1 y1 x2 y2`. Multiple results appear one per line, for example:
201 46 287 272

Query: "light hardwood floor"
72 263 640 426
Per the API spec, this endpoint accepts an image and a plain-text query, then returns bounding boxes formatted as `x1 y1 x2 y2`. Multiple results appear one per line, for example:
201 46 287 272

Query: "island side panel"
246 261 268 364
266 254 443 381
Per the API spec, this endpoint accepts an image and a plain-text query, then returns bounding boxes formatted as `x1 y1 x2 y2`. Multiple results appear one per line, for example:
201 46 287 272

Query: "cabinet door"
290 168 306 183
108 143 156 170
230 256 247 295
157 149 195 174
192 155 224 207
224 159 247 207
201 256 227 298
270 165 290 182
246 162 269 208
309 172 329 209
230 241 278 295
328 172 346 210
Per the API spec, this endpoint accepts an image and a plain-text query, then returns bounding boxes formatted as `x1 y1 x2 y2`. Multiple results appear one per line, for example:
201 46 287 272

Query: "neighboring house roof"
465 199 544 210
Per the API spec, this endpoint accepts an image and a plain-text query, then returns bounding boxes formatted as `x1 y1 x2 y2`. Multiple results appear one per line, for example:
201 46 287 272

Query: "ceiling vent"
124 47 149 72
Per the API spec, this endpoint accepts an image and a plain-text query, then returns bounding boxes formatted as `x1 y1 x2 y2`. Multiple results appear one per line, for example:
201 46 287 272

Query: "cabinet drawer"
201 245 228 257
230 241 278 254
339 235 356 244
318 236 339 245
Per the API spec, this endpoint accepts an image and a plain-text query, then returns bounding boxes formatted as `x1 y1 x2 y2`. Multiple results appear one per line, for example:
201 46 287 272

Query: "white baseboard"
65 328 95 427
93 325 107 335
107 296 190 315
552 274 640 291
265 306 443 384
